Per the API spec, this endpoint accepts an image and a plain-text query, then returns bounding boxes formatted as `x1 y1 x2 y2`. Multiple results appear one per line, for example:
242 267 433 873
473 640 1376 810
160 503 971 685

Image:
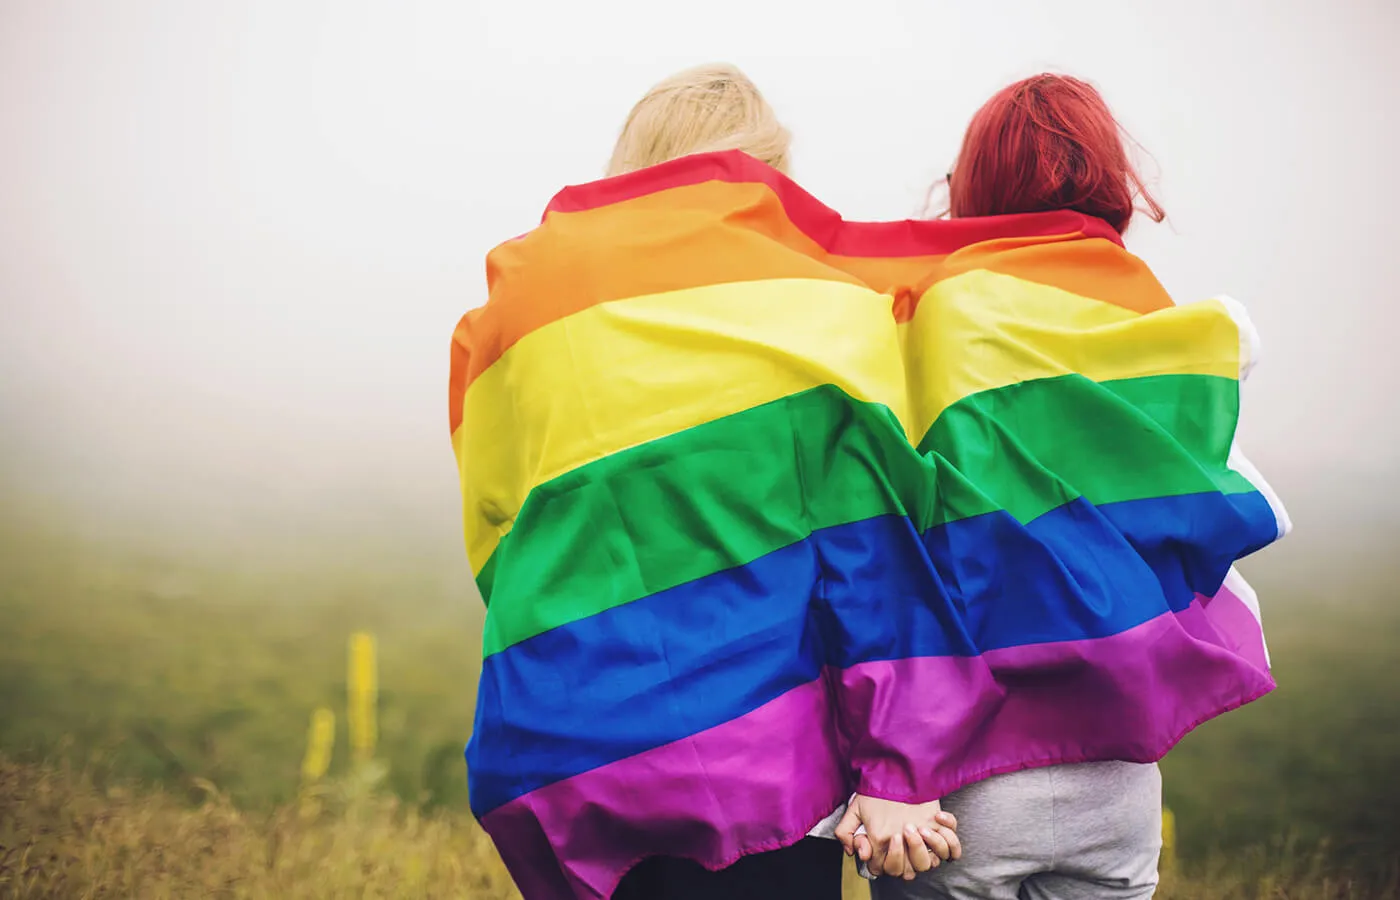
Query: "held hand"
834 794 961 879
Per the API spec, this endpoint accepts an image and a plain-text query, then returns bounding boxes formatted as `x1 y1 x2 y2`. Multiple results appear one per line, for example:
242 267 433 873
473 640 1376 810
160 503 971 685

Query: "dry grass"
0 756 518 900
2 757 1394 900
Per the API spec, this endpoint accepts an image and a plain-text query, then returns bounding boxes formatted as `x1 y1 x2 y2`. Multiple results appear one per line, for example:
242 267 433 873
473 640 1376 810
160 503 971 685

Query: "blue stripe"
468 489 1276 815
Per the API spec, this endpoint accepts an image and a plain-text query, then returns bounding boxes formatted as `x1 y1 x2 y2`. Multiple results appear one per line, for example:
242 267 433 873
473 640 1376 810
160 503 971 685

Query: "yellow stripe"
454 278 907 573
903 270 1243 436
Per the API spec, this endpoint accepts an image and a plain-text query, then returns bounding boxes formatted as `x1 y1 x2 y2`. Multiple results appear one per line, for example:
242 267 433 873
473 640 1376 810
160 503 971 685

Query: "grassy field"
0 512 480 814
1 498 1398 897
1 753 1389 900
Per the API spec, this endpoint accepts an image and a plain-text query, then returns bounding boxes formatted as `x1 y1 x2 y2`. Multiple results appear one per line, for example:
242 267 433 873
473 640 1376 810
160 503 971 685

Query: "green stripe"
474 551 497 607
917 373 1254 523
480 373 1250 656
479 387 969 655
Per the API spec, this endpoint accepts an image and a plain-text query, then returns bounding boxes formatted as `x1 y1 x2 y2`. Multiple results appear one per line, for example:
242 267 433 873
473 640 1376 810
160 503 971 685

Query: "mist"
2 0 1397 578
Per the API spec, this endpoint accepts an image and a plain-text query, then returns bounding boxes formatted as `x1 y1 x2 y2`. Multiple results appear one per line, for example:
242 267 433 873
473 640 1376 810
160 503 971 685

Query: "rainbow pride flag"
449 151 1290 900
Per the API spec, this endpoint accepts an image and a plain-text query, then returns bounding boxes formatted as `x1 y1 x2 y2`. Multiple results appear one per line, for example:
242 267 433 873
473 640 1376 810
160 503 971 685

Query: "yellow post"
1161 806 1177 870
300 706 336 785
347 632 378 766
298 706 336 817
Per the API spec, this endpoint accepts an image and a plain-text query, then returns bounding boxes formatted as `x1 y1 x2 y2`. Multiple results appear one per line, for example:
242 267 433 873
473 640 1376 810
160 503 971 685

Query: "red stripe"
543 150 1124 257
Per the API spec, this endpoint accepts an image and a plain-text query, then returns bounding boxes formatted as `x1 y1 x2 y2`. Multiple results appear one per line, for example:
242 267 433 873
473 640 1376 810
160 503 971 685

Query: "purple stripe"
480 677 848 900
1199 585 1269 673
481 595 1272 899
840 595 1274 801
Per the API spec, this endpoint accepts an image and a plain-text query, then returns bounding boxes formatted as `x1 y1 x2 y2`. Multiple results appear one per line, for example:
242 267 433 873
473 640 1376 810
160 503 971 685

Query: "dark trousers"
611 837 844 900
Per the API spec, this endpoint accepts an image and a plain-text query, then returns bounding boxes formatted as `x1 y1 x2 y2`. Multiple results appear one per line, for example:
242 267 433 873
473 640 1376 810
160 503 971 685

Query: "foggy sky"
2 0 1397 558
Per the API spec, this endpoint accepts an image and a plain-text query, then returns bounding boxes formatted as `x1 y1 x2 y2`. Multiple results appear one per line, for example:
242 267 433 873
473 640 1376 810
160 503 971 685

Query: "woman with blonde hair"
601 63 840 900
604 62 791 177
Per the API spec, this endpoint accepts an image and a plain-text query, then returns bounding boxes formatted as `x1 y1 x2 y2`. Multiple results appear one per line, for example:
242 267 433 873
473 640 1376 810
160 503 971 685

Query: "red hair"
948 74 1164 234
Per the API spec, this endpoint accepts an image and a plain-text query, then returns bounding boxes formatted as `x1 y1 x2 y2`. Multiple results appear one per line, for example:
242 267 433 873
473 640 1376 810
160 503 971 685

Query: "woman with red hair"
856 74 1170 900
946 73 1164 232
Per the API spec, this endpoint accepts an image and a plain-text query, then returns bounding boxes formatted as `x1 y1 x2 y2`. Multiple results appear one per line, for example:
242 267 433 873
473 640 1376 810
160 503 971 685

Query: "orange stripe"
905 235 1174 320
450 181 865 433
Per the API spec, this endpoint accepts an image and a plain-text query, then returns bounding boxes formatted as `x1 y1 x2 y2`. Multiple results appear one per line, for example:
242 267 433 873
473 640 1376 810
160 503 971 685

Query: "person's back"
456 63 878 900
871 73 1246 900
604 72 846 900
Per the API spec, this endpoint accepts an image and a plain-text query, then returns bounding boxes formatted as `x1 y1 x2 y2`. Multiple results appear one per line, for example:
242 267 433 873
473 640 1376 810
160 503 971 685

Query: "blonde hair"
606 63 791 176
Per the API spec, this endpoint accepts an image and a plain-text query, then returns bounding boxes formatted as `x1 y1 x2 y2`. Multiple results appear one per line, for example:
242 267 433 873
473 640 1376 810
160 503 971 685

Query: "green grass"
0 514 481 812
1 503 1397 895
1158 549 1400 873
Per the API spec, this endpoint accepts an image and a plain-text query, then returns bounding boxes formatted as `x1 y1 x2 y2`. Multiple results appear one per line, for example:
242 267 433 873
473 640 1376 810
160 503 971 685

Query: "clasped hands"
833 794 962 881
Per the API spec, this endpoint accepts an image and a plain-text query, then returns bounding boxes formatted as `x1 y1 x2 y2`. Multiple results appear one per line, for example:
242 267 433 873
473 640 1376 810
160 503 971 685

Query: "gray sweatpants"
871 762 1162 900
